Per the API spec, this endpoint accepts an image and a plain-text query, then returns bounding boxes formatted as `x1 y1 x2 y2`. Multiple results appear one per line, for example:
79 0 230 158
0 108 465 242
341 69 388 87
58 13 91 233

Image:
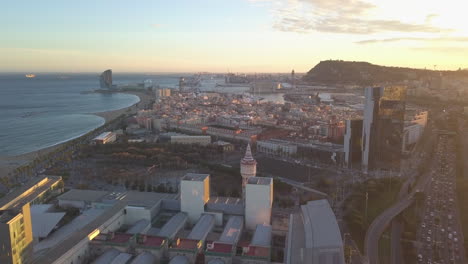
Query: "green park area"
344 177 402 252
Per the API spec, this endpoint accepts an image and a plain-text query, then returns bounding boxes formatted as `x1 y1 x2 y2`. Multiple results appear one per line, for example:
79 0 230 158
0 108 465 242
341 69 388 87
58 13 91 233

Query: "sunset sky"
2 0 468 73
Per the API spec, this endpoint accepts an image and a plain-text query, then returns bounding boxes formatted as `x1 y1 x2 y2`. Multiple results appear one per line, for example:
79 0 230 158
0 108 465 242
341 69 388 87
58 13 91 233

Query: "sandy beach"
0 90 153 179
93 91 152 123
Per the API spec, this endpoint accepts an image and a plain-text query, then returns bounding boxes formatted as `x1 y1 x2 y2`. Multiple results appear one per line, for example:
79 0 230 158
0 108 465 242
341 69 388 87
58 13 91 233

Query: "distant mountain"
303 60 468 85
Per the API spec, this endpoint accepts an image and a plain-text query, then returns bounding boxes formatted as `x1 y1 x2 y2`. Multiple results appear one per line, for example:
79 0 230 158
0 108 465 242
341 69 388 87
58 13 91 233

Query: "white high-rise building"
240 144 257 201
180 173 210 224
245 177 273 230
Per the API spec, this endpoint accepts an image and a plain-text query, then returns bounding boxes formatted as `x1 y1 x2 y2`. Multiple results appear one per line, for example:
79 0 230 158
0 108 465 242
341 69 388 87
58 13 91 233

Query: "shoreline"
0 90 153 178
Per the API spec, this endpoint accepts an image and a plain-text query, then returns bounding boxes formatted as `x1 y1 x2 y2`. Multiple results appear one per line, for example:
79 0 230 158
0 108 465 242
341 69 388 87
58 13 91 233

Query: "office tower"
240 144 256 201
291 69 295 89
99 69 113 89
362 86 407 172
344 119 363 168
0 203 33 264
180 173 210 223
245 177 273 230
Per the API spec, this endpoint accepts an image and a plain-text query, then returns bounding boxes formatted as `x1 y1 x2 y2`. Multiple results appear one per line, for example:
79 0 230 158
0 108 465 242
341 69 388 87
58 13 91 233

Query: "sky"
1 0 468 73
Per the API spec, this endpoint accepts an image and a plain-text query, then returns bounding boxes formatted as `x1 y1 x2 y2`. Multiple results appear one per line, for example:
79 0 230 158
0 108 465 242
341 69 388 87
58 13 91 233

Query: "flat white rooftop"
94 132 113 141
247 177 272 185
58 189 108 203
182 173 209 182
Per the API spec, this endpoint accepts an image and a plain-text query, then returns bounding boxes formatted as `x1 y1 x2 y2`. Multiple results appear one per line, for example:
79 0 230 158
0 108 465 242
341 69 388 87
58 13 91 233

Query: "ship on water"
25 74 36 78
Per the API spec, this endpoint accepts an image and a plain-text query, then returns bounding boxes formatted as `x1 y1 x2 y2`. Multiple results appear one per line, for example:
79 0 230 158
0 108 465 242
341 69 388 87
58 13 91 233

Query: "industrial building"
286 199 345 264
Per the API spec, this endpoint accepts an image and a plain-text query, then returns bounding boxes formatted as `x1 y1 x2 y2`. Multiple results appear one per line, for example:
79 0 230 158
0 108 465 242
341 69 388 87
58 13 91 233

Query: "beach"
0 90 153 179
93 91 152 123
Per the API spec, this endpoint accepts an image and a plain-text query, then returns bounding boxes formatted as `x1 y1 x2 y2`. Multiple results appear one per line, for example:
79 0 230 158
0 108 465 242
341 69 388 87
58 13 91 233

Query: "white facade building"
180 174 210 224
170 135 211 146
245 177 273 230
257 139 297 157
93 132 116 145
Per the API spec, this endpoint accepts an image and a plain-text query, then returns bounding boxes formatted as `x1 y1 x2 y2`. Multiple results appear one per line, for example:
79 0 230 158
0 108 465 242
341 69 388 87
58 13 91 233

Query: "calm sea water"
0 73 284 156
0 73 150 156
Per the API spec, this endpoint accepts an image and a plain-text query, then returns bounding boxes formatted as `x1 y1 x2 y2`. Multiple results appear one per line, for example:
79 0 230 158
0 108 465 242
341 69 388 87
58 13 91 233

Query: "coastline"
92 90 152 123
0 90 153 178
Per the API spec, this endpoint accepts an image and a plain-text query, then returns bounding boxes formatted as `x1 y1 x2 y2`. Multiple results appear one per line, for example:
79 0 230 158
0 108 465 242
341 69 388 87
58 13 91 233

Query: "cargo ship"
25 74 36 78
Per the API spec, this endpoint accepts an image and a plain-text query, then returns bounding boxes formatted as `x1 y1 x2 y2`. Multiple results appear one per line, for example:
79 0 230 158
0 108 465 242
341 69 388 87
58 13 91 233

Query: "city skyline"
2 0 468 73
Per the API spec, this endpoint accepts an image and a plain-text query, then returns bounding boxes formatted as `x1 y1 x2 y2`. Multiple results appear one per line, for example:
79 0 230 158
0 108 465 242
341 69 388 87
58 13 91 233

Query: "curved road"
364 195 415 264
364 166 433 264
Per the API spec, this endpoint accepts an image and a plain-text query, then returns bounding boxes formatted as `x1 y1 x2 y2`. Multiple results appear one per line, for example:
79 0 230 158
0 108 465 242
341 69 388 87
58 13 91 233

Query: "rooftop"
251 224 272 247
33 202 127 263
0 176 62 210
301 199 343 248
94 132 113 141
126 219 150 235
158 212 187 239
182 173 209 182
93 248 120 264
130 252 156 264
31 210 65 238
242 245 270 258
206 242 234 254
219 216 243 244
117 191 177 209
57 189 108 203
107 233 134 244
111 253 133 264
169 255 190 264
188 214 215 241
171 238 200 251
136 234 166 248
247 177 272 186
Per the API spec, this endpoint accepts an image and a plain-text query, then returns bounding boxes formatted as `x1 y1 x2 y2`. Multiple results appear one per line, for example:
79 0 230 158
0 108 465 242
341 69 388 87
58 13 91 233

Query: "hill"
303 60 468 85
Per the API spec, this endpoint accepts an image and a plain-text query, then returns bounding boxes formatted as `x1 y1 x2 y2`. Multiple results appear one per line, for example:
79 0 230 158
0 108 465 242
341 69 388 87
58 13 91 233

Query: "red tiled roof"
173 238 200 250
109 233 133 244
243 246 270 257
206 242 233 254
139 235 166 247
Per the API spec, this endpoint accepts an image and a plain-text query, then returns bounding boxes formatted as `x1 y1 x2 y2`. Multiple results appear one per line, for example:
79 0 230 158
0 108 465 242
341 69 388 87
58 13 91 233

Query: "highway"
364 153 433 264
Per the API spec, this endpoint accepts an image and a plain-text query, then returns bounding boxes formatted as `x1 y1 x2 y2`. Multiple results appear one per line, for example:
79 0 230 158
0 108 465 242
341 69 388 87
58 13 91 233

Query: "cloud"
356 37 468 44
150 24 162 29
411 46 468 54
267 0 450 34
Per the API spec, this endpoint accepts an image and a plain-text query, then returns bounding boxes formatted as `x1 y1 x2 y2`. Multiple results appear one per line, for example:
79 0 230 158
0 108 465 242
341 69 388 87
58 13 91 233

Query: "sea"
0 73 285 157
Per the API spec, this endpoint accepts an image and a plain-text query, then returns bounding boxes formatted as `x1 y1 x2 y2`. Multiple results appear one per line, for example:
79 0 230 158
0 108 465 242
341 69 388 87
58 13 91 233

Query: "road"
364 152 433 264
416 133 466 264
364 194 415 264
